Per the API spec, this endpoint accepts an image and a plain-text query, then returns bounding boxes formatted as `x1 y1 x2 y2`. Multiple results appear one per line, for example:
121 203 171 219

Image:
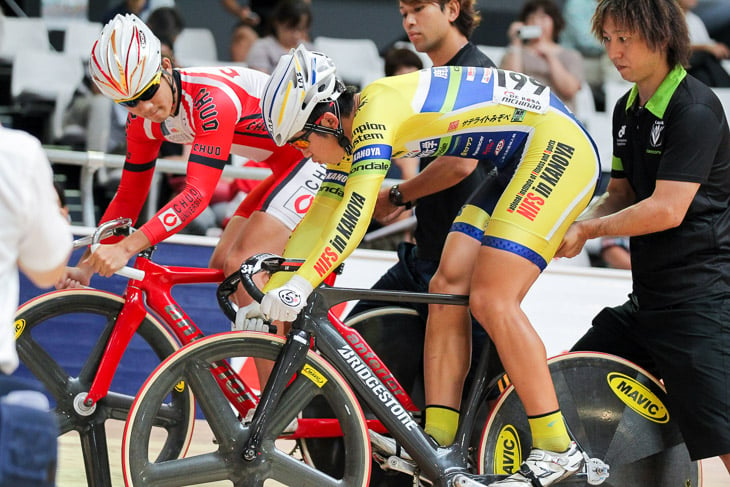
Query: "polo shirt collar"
625 65 687 118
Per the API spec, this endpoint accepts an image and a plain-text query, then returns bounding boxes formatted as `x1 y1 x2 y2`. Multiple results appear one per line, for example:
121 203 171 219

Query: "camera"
518 25 542 40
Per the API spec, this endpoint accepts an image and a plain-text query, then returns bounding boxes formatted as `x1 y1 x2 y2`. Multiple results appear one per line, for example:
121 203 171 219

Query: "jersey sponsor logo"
159 207 183 232
294 194 314 213
466 67 476 81
192 143 222 157
433 66 449 79
648 120 665 152
607 372 669 423
507 140 574 220
511 109 526 123
313 246 339 277
194 88 219 132
495 140 505 156
448 120 460 132
241 115 268 135
351 145 391 174
617 124 627 148
313 191 366 278
337 346 419 431
494 424 522 474
351 121 387 147
481 68 493 84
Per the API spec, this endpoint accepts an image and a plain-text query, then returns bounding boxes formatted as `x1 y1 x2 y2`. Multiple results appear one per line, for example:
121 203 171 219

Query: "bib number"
492 69 551 114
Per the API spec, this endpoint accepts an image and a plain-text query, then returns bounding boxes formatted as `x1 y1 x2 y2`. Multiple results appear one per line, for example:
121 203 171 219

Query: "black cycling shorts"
572 297 730 460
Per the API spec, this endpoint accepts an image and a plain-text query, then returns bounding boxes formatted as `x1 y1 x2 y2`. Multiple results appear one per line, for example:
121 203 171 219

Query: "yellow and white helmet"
89 13 161 102
261 44 342 146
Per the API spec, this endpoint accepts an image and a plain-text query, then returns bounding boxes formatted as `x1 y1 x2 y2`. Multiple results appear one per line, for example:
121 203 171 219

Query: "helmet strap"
330 100 352 155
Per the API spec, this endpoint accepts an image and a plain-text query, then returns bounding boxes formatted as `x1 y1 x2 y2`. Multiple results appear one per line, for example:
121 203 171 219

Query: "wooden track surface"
57 420 727 486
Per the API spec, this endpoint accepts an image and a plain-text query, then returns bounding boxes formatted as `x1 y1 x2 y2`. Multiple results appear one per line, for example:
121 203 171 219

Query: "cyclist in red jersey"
60 13 325 323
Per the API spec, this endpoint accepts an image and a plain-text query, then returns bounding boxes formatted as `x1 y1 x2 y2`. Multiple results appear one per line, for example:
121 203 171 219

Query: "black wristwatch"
389 184 412 209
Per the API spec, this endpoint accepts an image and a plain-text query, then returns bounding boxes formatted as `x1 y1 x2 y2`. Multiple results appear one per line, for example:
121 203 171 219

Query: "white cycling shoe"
488 441 583 486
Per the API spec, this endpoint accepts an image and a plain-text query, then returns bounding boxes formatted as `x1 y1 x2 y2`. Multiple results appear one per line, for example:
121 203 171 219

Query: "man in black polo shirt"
558 0 730 477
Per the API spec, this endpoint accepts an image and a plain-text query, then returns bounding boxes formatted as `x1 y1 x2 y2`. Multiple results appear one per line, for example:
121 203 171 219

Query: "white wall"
338 248 632 357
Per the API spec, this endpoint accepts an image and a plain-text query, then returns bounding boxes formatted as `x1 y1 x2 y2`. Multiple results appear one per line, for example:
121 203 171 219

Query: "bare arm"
557 178 699 258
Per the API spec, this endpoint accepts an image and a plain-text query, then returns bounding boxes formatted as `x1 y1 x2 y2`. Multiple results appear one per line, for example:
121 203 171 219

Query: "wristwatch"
389 184 412 209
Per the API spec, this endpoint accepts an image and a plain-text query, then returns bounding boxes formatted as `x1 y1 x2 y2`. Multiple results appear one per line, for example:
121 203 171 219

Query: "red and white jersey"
101 66 306 244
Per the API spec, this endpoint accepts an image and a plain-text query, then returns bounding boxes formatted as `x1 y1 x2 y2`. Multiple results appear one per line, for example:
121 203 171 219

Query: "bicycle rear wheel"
479 352 700 486
123 331 370 487
15 289 195 487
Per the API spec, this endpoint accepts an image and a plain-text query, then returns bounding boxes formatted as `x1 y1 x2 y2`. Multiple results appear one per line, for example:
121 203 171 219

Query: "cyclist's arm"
391 155 478 203
264 166 344 291
267 171 385 290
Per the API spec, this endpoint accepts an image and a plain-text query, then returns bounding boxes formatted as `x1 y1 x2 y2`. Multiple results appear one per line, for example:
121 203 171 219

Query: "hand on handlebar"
233 301 269 332
260 275 313 322
84 242 137 278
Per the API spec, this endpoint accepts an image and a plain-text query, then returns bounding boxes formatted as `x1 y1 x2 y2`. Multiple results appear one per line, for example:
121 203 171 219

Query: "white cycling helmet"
261 44 342 146
89 13 162 102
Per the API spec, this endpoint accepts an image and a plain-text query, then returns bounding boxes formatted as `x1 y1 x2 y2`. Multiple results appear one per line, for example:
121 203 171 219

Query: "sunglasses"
116 71 163 108
287 113 335 149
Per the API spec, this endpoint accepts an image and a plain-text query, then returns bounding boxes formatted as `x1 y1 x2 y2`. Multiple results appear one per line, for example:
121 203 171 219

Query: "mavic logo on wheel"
494 424 522 474
14 319 25 339
607 372 669 423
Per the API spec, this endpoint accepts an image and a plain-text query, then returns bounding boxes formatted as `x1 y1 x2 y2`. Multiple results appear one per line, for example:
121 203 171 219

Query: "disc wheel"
479 352 700 486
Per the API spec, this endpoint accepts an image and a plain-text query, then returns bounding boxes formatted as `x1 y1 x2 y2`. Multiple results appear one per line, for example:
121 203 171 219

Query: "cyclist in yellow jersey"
260 44 600 486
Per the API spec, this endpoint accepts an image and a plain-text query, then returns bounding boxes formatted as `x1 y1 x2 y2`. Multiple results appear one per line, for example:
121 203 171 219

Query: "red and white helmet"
260 44 341 146
89 13 161 102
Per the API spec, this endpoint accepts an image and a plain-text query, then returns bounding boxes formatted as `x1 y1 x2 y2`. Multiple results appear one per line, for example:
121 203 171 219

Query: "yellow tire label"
494 424 522 474
14 319 25 339
301 364 327 388
174 380 186 393
607 372 669 423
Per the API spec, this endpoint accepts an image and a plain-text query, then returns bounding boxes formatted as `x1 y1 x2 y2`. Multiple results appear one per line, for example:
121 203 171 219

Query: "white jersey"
0 127 72 374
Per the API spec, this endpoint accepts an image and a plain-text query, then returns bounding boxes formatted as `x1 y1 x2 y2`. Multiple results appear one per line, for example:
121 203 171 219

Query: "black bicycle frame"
243 285 503 484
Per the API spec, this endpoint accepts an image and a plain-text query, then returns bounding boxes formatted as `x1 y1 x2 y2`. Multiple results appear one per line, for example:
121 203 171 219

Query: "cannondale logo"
279 289 302 307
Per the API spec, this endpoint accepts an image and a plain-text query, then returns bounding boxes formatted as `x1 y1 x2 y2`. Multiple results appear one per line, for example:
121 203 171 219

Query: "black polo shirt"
611 66 730 309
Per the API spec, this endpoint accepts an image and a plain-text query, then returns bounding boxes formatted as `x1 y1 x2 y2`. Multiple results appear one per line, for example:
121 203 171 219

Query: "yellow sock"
424 405 459 446
528 410 570 452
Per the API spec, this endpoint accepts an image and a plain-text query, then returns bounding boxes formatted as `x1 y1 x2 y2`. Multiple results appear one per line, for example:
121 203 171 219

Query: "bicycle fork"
241 327 311 461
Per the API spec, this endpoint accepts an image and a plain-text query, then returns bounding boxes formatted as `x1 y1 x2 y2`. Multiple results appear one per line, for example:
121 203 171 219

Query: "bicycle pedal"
584 457 610 485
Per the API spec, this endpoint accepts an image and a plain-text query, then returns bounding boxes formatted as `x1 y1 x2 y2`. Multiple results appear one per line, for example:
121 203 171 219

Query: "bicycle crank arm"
373 452 432 486
450 473 505 486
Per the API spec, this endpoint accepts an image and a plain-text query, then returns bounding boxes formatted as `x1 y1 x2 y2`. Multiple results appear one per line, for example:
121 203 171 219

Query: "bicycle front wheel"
479 352 700 486
15 289 195 487
123 331 371 487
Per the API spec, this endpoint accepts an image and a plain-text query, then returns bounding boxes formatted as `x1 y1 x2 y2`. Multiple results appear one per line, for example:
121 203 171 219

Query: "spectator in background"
0 125 72 487
221 0 313 36
561 0 610 110
501 0 584 112
146 6 185 54
230 20 259 64
246 0 312 74
678 0 730 87
598 236 630 269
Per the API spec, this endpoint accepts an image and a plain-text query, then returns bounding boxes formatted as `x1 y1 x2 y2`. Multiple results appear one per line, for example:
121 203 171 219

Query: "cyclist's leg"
424 228 483 412
209 212 248 271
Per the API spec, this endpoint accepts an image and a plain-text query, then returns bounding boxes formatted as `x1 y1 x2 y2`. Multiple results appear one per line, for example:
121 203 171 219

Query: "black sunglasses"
116 71 163 108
